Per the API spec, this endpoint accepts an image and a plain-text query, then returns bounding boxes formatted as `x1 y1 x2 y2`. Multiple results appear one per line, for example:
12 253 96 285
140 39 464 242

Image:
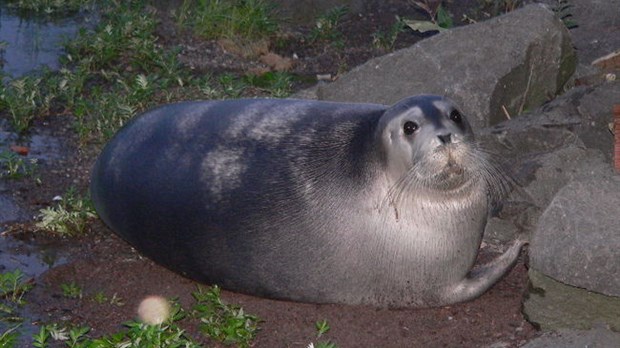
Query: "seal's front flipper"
445 239 527 303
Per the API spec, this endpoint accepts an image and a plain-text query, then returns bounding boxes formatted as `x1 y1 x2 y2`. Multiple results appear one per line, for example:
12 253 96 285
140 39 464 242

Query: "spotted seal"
90 95 525 307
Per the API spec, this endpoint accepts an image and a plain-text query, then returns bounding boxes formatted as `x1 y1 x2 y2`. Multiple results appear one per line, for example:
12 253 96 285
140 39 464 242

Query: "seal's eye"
403 121 419 135
450 110 462 123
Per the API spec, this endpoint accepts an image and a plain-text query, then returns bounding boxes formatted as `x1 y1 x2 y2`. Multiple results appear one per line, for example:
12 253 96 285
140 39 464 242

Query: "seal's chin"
427 149 473 192
433 161 470 191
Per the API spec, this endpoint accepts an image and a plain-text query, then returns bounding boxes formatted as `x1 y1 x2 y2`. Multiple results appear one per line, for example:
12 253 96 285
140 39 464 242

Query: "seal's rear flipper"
445 239 527 303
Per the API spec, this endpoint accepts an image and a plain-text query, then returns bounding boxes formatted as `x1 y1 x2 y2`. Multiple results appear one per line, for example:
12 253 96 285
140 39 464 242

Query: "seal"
90 95 525 307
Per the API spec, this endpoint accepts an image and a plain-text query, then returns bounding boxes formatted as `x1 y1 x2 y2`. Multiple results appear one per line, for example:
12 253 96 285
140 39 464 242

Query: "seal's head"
377 95 497 199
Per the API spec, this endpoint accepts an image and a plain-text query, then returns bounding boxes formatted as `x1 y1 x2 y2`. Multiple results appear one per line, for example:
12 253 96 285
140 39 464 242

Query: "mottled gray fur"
90 96 525 307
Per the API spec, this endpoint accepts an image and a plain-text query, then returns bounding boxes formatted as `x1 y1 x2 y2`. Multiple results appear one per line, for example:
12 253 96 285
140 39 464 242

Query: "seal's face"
378 95 480 195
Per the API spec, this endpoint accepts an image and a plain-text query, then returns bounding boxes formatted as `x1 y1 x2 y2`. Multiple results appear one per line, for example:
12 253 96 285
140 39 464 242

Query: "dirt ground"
3 1 541 346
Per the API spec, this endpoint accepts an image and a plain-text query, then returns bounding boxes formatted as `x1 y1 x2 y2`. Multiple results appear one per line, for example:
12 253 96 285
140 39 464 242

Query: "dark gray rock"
573 81 620 160
483 146 607 244
529 169 620 298
478 80 618 164
317 4 576 129
521 325 620 348
566 0 620 65
523 270 620 332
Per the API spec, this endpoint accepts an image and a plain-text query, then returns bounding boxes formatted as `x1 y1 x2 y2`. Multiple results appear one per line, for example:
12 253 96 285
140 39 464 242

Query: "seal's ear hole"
450 110 463 123
403 121 419 135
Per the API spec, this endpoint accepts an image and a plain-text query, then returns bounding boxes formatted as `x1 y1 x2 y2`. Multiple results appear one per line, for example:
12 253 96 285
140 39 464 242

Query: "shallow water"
0 232 71 345
0 4 92 78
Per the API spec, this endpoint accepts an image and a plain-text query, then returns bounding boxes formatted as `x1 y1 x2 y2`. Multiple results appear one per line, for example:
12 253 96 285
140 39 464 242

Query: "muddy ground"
2 0 540 346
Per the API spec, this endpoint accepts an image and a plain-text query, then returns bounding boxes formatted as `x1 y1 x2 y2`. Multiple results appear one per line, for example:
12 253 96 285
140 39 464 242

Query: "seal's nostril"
438 133 452 144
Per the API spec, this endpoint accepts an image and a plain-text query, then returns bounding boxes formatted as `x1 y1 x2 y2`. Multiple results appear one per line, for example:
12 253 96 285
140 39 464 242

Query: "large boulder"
529 171 620 298
317 4 576 129
522 326 620 348
524 270 620 332
478 82 619 244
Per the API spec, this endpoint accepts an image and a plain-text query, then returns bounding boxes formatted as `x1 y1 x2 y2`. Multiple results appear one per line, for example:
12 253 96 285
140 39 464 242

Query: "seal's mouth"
429 149 471 190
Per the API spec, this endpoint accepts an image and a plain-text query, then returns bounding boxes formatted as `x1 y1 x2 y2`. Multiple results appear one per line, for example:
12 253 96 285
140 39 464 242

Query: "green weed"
372 16 407 51
0 269 34 307
309 6 348 47
0 325 20 348
60 282 83 299
176 0 279 41
308 319 338 348
192 285 260 347
0 76 50 133
36 187 96 236
92 291 124 306
244 71 293 98
5 0 93 14
33 302 200 347
218 73 248 98
0 269 34 332
32 324 91 347
0 151 38 179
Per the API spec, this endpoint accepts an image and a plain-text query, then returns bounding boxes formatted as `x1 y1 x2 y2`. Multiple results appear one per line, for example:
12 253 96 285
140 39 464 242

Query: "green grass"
0 325 20 348
0 0 292 141
176 0 279 41
4 0 93 14
36 187 97 236
0 76 50 133
0 269 35 346
309 5 348 47
372 16 407 51
19 285 260 347
192 285 260 347
307 319 339 348
60 282 83 299
244 71 293 98
0 151 38 179
0 269 34 307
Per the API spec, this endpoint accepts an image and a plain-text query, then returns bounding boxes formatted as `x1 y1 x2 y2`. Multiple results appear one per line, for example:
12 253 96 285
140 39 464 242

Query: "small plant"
92 291 107 304
36 187 97 236
176 0 279 41
0 76 50 133
309 6 349 46
0 151 38 179
308 319 339 348
0 269 34 306
218 73 248 98
34 304 200 347
192 285 260 347
0 325 19 348
32 323 91 347
5 0 93 14
315 319 330 337
372 16 407 51
1 269 34 330
92 291 124 306
60 282 83 299
244 71 293 97
405 0 453 33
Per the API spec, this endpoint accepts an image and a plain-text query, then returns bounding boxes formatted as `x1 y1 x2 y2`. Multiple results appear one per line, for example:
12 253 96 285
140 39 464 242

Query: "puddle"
0 233 68 278
0 232 71 345
0 4 95 78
